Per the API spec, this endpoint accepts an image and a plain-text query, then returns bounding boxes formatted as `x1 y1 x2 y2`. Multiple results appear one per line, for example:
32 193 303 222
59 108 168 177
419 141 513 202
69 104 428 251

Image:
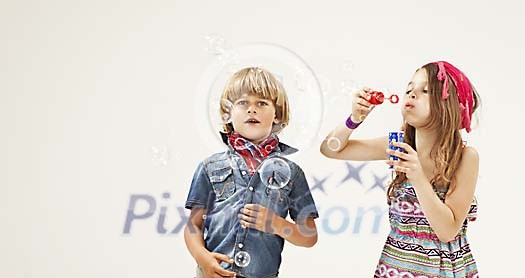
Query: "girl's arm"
415 147 479 242
320 89 388 161
389 144 479 242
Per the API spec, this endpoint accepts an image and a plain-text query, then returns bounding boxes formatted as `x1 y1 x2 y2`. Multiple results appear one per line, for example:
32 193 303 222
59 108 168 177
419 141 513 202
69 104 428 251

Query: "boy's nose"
247 105 257 113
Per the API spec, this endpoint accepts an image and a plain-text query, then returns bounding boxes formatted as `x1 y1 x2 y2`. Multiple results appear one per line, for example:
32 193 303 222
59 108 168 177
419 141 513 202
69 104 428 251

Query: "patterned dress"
375 183 479 278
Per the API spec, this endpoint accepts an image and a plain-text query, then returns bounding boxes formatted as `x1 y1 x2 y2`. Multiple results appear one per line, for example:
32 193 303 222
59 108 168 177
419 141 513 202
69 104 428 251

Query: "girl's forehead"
408 69 428 88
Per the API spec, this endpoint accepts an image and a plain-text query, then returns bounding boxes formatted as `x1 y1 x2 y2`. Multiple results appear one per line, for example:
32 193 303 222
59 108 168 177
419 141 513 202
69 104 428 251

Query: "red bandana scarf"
227 132 279 175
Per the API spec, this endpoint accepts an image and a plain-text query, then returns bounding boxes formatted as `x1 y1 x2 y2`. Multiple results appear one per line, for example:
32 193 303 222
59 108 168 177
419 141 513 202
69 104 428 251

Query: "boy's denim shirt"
185 134 319 278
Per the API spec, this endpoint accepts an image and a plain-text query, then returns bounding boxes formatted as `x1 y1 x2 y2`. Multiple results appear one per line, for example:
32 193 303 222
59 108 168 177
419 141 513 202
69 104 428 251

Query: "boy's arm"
276 216 317 247
239 205 318 248
184 208 237 277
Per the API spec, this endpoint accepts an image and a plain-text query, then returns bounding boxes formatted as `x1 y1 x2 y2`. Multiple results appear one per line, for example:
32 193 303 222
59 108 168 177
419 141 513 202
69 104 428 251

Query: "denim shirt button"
238 243 244 248
241 170 247 175
249 186 254 191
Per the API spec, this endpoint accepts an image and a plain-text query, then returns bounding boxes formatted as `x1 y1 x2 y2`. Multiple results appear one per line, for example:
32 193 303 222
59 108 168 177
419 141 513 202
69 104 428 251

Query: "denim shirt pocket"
209 167 236 201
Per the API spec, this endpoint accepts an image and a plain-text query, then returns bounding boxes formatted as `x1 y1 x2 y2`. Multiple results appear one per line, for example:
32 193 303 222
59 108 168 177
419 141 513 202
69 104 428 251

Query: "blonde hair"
387 63 481 203
219 67 290 134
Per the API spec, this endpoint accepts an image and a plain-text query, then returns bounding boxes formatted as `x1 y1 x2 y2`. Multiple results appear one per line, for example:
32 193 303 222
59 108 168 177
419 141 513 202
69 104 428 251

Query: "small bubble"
340 79 357 95
282 227 293 237
327 137 342 152
310 75 331 96
342 60 355 73
202 33 225 55
222 113 231 123
294 67 311 91
151 145 170 166
258 157 291 190
234 251 251 267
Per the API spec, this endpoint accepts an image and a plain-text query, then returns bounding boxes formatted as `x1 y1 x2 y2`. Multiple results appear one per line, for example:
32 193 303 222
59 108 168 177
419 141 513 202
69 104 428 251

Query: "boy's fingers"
238 214 257 223
215 266 237 277
244 204 261 211
212 252 233 263
240 220 257 230
241 208 258 217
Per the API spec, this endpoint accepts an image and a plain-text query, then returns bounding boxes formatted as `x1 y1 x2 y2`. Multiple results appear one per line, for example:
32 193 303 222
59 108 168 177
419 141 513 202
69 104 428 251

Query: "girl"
320 61 480 277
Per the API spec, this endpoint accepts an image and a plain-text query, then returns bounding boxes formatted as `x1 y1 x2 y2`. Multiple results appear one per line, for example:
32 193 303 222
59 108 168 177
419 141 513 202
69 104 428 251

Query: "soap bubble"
234 251 251 268
258 157 291 190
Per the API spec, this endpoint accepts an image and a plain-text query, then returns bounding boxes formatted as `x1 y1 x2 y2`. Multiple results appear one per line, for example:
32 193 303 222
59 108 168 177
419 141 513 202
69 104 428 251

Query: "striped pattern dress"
375 183 479 278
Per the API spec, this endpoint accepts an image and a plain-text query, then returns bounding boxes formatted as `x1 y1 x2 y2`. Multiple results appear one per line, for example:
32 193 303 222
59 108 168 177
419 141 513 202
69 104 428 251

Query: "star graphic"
338 162 367 186
310 175 330 195
366 173 389 193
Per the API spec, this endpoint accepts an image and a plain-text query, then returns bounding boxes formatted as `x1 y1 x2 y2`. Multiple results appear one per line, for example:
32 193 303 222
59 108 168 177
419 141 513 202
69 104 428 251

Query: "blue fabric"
185 142 318 278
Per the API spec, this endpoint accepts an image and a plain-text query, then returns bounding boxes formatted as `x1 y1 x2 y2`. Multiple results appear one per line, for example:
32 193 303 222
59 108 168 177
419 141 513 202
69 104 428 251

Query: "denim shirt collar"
219 132 298 156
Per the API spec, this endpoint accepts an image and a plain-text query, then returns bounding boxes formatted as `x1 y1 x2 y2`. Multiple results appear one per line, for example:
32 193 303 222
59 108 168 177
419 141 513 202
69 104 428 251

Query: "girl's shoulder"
461 146 479 164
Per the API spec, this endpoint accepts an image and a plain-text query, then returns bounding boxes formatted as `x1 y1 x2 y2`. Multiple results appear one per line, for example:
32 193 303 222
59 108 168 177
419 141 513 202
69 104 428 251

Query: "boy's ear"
273 116 280 124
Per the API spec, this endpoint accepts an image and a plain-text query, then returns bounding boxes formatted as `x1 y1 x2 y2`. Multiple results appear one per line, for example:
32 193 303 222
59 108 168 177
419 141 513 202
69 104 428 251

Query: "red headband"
432 61 474 133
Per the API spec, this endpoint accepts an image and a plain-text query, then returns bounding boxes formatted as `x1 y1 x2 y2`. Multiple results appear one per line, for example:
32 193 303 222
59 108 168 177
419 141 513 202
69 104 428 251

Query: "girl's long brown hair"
386 63 480 204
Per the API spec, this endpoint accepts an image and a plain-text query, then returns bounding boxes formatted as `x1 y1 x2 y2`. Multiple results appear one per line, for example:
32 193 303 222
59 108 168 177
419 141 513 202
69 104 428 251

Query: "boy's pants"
195 265 278 278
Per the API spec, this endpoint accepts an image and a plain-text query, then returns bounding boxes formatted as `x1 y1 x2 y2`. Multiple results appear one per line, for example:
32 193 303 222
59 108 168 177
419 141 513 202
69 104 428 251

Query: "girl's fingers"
385 160 406 172
385 149 409 160
356 98 371 108
393 165 409 173
359 90 370 100
392 142 415 153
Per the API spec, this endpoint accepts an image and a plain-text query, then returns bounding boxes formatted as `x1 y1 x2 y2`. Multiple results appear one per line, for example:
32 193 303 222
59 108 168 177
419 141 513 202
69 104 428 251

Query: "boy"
184 67 318 278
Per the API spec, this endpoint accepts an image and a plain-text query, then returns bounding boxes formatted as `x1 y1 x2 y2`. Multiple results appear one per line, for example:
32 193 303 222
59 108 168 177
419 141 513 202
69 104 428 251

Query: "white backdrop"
2 0 524 277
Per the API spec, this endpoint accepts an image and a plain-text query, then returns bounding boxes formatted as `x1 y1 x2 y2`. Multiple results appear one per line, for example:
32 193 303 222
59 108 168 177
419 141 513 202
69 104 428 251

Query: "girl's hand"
386 141 427 184
351 87 376 123
198 251 236 278
238 204 283 234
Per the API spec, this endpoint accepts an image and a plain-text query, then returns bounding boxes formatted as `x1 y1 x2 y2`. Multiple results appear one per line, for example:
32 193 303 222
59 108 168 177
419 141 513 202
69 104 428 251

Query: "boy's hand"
238 204 283 234
198 251 236 278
